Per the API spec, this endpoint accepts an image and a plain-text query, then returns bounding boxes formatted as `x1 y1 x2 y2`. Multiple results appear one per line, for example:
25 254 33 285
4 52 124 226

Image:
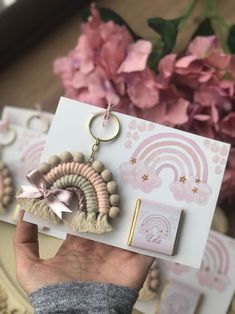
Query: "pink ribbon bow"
17 169 73 219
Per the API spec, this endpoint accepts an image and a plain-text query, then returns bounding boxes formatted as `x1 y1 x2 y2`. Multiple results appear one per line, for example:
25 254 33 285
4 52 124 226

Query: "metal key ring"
26 114 50 134
0 127 16 148
88 111 121 142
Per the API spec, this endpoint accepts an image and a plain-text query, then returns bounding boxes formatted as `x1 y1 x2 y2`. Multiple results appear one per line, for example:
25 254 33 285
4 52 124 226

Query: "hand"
14 210 154 294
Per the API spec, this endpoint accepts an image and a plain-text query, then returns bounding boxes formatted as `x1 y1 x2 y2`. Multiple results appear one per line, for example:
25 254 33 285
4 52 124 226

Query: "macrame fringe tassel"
17 197 61 225
71 211 112 233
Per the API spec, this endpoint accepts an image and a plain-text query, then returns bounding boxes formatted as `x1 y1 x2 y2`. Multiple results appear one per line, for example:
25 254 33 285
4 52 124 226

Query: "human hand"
14 210 154 294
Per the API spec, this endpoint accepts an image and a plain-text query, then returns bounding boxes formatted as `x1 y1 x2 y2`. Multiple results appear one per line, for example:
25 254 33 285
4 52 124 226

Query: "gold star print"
142 174 149 182
192 187 198 194
179 176 187 183
195 178 201 184
130 158 137 165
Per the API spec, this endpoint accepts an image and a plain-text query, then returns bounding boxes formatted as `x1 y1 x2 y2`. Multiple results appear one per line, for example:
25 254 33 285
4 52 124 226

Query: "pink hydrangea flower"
54 5 235 204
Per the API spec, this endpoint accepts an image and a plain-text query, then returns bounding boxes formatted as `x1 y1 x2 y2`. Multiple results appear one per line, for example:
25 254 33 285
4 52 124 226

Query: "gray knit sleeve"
29 282 139 314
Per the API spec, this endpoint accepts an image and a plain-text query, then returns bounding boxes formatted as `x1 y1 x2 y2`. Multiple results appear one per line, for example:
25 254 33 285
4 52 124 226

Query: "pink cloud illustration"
197 270 230 292
170 177 212 205
119 159 161 193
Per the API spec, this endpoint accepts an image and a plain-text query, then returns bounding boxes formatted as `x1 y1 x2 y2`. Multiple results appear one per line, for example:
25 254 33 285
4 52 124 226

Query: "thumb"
13 210 40 268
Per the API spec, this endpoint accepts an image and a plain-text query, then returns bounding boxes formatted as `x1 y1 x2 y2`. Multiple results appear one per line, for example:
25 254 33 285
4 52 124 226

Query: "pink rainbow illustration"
132 133 208 182
139 214 171 238
21 140 46 163
197 232 230 291
119 132 212 204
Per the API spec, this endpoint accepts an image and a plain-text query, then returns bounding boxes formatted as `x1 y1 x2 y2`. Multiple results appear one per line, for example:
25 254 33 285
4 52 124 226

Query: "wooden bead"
2 195 11 205
150 279 158 290
73 152 85 163
92 160 104 173
109 206 120 219
107 181 117 194
101 169 112 182
2 169 9 177
60 151 73 162
39 162 51 174
151 269 158 279
48 155 61 166
4 186 13 195
3 177 12 186
110 194 120 206
0 161 5 170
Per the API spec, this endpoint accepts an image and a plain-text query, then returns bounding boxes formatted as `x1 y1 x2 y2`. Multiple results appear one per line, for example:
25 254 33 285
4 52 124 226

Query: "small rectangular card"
23 97 231 268
128 199 183 255
158 280 202 314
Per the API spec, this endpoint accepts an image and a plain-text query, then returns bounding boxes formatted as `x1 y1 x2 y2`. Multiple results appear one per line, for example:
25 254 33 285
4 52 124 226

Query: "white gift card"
135 230 235 314
23 97 230 268
0 125 46 225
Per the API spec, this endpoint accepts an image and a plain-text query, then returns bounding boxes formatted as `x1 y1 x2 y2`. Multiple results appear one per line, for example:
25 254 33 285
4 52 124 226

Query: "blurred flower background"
54 2 235 207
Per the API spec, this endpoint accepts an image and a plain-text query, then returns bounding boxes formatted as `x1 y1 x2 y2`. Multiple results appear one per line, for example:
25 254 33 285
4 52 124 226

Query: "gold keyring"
0 127 16 147
26 114 50 133
88 112 121 142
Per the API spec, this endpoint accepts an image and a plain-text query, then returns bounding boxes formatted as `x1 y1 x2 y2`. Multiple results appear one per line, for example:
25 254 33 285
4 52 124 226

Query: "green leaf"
80 6 141 40
147 17 183 58
227 24 235 53
192 18 214 38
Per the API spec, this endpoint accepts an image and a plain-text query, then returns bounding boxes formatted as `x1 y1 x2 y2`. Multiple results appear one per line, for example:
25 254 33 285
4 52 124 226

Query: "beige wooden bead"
3 177 12 186
60 151 73 162
150 279 158 290
2 168 9 177
2 195 11 205
92 160 104 173
110 194 120 206
0 161 5 170
39 162 51 174
150 269 158 279
107 181 117 194
48 155 61 166
4 186 13 195
73 152 85 163
101 169 112 182
109 206 120 219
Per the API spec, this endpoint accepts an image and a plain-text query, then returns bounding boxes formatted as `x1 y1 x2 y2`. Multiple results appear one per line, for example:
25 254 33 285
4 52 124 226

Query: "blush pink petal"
75 35 94 74
126 69 159 108
158 54 176 78
175 55 198 68
118 40 152 73
206 50 231 70
220 113 235 137
187 36 218 58
194 114 211 121
165 98 189 125
142 102 167 124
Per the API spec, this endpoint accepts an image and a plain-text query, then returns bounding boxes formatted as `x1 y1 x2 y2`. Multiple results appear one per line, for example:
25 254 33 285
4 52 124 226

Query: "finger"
13 210 40 262
57 234 95 255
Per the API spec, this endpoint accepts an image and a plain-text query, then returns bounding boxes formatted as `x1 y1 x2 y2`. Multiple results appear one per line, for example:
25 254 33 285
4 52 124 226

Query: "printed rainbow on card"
120 132 212 204
197 232 230 291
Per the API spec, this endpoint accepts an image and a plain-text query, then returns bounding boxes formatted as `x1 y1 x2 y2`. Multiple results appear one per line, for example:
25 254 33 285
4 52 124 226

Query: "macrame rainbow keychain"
17 111 121 234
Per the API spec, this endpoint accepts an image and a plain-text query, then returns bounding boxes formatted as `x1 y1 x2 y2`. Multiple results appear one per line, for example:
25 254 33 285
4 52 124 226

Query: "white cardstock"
135 230 235 314
2 106 54 132
23 97 230 268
